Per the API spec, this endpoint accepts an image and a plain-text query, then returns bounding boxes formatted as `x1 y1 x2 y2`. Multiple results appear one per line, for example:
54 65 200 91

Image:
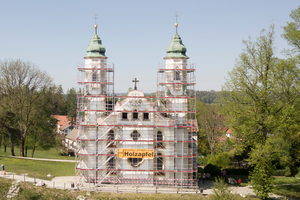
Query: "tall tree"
0 59 52 156
50 85 66 115
26 88 57 157
282 6 300 53
66 87 77 124
196 100 226 155
0 110 18 156
222 25 300 196
222 25 300 147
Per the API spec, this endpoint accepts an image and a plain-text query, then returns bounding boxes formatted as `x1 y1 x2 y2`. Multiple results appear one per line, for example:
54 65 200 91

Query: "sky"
1 1 299 93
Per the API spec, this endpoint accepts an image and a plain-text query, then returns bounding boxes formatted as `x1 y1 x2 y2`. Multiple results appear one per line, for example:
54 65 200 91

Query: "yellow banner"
117 149 154 158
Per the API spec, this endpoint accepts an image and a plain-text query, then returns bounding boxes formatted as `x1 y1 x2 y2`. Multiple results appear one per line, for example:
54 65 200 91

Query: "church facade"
75 23 197 187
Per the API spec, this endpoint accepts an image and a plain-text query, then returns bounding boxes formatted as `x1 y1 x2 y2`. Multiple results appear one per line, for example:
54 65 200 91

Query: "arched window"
131 130 140 141
108 130 114 140
132 109 138 120
92 69 98 81
157 152 163 170
107 130 115 148
157 131 164 148
128 158 144 168
174 67 180 80
107 151 115 169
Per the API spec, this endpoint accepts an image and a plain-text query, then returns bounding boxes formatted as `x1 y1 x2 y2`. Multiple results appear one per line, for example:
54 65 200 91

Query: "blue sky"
1 1 299 93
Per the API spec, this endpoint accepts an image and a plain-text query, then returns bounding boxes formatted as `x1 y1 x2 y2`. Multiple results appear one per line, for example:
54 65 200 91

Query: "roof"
86 26 106 58
165 24 188 59
52 115 71 130
66 128 77 141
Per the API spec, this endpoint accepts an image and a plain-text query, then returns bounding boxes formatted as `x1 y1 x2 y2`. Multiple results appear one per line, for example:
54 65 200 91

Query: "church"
75 21 197 187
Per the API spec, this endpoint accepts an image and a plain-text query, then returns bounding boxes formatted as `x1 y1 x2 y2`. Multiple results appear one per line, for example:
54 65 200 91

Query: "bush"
224 168 251 175
198 156 209 165
295 168 300 178
209 177 239 200
204 164 221 176
198 167 204 173
207 152 231 169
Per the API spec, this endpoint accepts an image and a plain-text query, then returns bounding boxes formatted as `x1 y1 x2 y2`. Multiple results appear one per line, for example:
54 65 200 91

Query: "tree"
208 152 231 169
0 59 52 156
26 88 57 157
282 6 300 53
249 142 275 199
222 24 300 198
222 25 300 147
50 85 66 115
196 100 226 155
0 110 18 156
66 88 77 124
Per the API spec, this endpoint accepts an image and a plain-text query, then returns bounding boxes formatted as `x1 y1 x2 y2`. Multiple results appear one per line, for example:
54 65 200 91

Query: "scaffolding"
75 46 197 188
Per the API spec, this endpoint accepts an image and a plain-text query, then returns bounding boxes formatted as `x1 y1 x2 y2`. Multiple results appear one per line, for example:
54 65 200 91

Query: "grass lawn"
0 157 74 180
273 185 300 199
0 177 262 200
273 176 300 185
0 147 75 160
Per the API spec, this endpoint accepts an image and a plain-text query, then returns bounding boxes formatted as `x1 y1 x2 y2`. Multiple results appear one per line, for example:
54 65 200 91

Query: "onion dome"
165 23 188 58
86 25 106 57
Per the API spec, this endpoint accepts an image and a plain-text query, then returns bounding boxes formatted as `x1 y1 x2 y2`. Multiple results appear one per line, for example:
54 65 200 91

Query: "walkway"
0 173 286 198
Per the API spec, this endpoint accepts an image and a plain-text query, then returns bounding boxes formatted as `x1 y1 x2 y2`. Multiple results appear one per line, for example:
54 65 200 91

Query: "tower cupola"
86 25 106 58
165 23 188 59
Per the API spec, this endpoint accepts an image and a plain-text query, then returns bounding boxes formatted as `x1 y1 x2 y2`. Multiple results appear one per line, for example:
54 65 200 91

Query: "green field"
0 147 75 160
0 157 74 180
273 185 300 199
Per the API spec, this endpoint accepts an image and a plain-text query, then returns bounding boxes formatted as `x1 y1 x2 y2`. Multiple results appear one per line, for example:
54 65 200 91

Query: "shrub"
198 166 204 173
204 164 221 176
207 152 231 169
209 177 239 200
224 168 251 175
295 168 300 178
272 169 287 176
285 166 292 177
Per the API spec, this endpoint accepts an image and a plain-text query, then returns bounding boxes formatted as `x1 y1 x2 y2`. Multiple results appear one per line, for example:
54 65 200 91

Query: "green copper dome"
166 33 188 58
86 31 106 58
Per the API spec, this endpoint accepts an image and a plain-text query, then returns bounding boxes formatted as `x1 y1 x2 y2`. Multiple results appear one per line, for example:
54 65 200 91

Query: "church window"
131 130 140 141
143 112 149 120
122 112 128 120
107 151 115 169
174 67 180 80
92 69 98 81
157 131 164 148
107 130 115 148
156 152 163 170
127 158 144 168
108 130 114 140
132 109 138 120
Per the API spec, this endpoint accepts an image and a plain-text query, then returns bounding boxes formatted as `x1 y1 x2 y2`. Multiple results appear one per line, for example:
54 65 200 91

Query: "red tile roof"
52 115 71 130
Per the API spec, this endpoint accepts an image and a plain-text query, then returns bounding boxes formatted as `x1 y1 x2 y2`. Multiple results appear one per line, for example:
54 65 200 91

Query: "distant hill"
196 90 221 104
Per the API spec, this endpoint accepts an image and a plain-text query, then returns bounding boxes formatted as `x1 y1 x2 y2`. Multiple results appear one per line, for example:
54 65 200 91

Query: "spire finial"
132 78 139 90
93 13 98 34
174 11 179 34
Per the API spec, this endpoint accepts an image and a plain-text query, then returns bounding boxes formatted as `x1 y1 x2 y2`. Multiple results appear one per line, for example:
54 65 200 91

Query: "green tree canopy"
222 25 300 147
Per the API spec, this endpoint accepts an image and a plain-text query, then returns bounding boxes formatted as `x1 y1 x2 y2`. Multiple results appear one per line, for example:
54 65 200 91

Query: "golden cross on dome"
174 11 179 33
93 13 98 34
93 13 98 25
174 11 179 23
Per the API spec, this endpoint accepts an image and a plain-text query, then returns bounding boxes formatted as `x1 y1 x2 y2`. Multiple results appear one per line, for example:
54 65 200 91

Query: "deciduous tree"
0 59 52 156
66 87 77 124
222 25 300 147
196 100 226 155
